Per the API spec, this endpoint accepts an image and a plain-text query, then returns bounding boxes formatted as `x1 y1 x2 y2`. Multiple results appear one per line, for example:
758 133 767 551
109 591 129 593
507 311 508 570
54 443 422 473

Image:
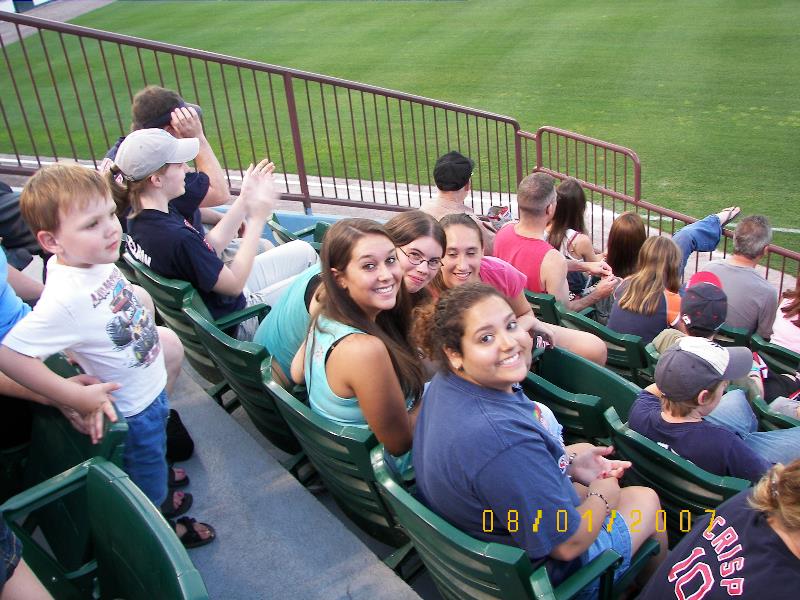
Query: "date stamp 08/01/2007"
481 508 716 535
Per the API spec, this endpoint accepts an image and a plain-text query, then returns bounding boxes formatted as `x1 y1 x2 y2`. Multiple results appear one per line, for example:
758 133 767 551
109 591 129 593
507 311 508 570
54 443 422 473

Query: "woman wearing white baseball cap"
110 128 318 340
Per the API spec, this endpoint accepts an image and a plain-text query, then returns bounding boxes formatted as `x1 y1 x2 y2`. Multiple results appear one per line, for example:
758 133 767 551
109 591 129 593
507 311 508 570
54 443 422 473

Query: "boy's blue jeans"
705 389 800 465
123 390 169 507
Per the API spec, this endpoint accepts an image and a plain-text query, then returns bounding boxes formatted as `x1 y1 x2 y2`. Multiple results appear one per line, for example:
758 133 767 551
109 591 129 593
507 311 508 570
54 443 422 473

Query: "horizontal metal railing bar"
0 12 521 127
520 127 642 164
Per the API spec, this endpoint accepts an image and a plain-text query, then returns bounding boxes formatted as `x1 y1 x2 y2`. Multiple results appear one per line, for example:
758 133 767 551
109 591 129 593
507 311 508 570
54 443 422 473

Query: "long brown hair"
107 165 168 219
780 288 800 329
606 212 647 279
549 177 587 252
385 210 446 306
317 218 424 400
618 236 682 316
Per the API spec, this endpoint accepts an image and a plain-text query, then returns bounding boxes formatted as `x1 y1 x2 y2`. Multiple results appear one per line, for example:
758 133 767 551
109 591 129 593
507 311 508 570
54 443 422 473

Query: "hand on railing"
240 159 278 222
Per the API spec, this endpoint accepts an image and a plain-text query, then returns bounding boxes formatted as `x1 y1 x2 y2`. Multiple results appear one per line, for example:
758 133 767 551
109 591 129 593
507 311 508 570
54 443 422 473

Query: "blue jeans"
672 214 722 278
1 520 22 591
574 512 633 600
123 390 169 506
705 389 800 465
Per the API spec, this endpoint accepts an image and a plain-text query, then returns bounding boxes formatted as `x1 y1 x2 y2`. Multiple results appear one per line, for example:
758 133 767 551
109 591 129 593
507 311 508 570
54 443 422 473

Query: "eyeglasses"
398 246 443 270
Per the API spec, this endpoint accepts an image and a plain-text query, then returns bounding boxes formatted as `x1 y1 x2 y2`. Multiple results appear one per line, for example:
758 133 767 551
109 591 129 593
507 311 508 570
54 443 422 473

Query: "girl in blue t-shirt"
413 283 667 594
291 218 425 458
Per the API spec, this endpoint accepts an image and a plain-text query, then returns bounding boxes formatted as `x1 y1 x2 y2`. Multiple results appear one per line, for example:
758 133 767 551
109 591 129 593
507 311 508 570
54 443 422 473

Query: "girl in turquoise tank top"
291 218 425 461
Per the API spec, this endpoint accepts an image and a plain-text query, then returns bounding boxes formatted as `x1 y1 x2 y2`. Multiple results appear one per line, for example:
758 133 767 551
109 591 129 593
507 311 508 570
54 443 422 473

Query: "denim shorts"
1 520 22 591
123 390 169 507
573 512 633 600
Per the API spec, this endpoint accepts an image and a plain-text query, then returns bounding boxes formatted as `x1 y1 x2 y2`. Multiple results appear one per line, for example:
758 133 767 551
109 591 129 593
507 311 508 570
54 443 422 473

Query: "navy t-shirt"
413 371 582 585
607 279 681 344
641 490 799 599
126 205 245 319
106 135 208 232
628 391 770 483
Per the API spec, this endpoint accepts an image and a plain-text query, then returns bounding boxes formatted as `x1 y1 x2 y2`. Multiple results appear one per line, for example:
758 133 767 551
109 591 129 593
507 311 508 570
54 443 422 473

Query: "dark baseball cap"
656 337 752 403
681 272 727 333
433 151 474 191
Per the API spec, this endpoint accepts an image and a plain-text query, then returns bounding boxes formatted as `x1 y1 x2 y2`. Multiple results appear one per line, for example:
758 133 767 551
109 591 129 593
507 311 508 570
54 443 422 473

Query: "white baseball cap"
113 128 199 182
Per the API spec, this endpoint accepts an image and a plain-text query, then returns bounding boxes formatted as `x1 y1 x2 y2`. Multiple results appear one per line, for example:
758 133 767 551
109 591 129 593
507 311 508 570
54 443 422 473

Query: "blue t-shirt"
0 249 30 341
106 136 208 232
607 280 681 344
628 390 770 483
253 263 321 376
413 370 584 585
641 490 800 599
126 205 245 319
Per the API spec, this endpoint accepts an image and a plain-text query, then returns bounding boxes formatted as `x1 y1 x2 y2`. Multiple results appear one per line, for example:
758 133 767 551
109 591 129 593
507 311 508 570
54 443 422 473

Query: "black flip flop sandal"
161 490 193 519
168 466 190 489
170 516 216 549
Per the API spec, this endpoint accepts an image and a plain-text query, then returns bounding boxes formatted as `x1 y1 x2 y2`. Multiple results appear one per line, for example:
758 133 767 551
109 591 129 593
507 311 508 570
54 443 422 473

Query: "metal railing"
0 11 797 293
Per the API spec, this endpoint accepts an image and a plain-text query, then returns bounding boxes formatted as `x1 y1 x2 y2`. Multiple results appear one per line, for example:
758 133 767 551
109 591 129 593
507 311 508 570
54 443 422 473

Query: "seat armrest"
213 303 270 330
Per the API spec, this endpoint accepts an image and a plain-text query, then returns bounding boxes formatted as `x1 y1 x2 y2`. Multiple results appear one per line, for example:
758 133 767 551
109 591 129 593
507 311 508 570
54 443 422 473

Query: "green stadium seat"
555 306 649 385
123 252 267 411
183 299 302 457
267 215 330 252
637 342 660 386
524 290 562 325
371 445 660 600
713 323 751 348
2 458 208 600
602 407 750 545
750 395 800 430
531 346 641 423
750 333 800 375
267 379 416 572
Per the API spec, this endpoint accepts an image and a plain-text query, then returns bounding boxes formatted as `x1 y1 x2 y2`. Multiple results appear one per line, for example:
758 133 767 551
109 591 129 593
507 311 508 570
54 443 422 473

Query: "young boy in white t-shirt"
0 164 214 548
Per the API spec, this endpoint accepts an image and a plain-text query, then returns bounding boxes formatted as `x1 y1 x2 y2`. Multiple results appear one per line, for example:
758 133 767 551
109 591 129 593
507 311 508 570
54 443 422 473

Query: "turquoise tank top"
253 263 321 375
305 314 413 472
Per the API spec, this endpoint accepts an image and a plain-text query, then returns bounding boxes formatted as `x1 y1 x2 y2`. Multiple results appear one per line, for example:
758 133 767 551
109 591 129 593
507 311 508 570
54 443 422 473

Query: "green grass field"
6 0 800 249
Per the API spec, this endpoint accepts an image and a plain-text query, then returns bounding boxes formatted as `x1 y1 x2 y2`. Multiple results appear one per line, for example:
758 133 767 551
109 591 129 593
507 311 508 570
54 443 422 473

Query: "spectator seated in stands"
116 129 318 340
255 210 444 387
640 459 800 599
607 236 682 344
771 287 800 354
545 177 604 298
494 172 618 315
290 219 425 471
629 337 800 484
0 165 214 548
412 282 667 595
652 272 800 418
435 212 608 364
420 150 496 253
704 215 778 339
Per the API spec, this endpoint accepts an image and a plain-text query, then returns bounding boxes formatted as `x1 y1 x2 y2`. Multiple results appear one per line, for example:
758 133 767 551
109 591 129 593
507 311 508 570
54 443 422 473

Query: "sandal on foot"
168 466 190 489
717 206 741 228
170 516 216 549
161 490 193 519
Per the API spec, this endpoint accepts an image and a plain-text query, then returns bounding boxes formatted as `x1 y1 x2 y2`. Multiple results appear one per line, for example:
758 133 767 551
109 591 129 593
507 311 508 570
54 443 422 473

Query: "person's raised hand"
169 106 204 139
586 261 613 278
240 159 278 222
593 275 619 299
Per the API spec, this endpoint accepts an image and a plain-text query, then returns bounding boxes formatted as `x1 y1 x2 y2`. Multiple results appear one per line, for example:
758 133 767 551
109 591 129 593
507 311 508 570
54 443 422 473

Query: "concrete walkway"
0 0 115 44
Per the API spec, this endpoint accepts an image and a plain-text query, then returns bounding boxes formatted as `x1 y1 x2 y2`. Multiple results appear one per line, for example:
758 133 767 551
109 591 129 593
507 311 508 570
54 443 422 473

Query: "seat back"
88 460 209 600
524 290 562 326
751 395 800 430
535 347 641 422
713 323 751 348
371 446 543 600
750 334 800 375
184 302 300 454
603 407 749 543
123 253 223 384
556 307 647 384
267 380 407 546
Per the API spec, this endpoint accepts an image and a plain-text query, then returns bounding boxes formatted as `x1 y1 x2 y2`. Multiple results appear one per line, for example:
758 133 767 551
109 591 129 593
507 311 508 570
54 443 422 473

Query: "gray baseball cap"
656 336 752 402
113 128 199 182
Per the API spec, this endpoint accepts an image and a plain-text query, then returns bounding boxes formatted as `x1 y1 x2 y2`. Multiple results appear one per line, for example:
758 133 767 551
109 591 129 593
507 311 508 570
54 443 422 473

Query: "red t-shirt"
494 225 556 293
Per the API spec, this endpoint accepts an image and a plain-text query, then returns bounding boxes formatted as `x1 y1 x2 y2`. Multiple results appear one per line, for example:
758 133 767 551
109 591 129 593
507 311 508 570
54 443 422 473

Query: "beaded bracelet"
586 491 611 517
